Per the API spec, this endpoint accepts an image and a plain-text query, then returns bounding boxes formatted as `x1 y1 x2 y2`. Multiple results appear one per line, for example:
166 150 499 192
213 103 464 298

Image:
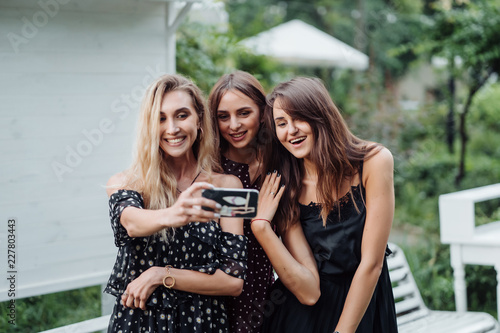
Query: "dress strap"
358 160 364 187
176 170 203 194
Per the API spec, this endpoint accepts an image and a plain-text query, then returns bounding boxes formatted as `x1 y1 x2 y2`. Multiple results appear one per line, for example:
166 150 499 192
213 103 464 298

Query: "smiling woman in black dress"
260 77 398 333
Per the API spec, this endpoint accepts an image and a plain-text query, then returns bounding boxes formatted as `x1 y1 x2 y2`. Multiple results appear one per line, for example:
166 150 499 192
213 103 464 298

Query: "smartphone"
202 188 259 218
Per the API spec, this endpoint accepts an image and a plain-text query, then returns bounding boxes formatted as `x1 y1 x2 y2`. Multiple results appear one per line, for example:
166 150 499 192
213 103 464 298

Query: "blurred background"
1 0 500 331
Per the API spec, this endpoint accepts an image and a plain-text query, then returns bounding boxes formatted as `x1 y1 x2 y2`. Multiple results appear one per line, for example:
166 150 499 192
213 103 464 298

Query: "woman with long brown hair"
208 71 273 332
209 71 322 332
104 74 247 332
254 77 398 333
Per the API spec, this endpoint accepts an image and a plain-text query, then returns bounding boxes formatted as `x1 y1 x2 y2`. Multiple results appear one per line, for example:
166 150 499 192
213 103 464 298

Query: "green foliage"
382 50 500 314
459 154 500 190
403 242 456 311
465 265 497 316
394 148 456 233
390 122 500 317
176 22 239 93
475 199 500 227
470 83 500 133
361 1 422 78
0 286 101 333
226 0 426 89
176 21 285 94
427 1 500 79
232 50 289 92
405 0 500 64
224 0 285 39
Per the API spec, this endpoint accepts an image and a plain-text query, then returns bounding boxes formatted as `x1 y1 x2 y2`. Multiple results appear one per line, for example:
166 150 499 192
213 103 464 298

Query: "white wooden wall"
0 0 168 301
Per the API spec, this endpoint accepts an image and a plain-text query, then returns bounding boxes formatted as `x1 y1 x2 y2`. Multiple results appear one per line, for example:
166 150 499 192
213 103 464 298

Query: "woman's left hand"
255 171 285 222
121 267 164 310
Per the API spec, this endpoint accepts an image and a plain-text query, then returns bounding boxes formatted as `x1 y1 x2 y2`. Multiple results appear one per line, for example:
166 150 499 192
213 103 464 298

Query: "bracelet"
251 218 271 224
163 265 175 289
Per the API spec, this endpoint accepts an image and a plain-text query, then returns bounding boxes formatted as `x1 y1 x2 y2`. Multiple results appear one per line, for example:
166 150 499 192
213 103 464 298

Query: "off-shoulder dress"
104 189 248 333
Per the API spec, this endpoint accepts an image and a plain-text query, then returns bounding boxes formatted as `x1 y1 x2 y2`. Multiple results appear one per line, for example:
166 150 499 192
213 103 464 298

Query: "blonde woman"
104 74 247 332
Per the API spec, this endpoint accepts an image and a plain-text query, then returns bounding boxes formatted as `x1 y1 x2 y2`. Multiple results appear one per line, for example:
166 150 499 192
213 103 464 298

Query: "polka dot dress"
104 189 248 333
221 156 275 333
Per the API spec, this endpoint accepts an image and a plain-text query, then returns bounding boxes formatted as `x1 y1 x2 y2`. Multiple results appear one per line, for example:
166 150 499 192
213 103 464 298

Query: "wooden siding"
0 0 168 301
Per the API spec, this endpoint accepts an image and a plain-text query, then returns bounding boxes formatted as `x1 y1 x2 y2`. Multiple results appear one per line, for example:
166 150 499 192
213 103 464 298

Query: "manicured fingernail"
273 170 277 173
267 171 271 175
216 203 222 209
281 184 285 187
214 213 221 218
277 173 281 177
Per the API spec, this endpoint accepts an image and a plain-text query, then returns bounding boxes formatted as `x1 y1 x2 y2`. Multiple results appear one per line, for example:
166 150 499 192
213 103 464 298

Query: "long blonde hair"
124 74 219 239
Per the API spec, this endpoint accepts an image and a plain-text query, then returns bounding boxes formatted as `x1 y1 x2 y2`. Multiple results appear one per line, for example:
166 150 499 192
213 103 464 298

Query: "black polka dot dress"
221 156 275 333
104 190 248 333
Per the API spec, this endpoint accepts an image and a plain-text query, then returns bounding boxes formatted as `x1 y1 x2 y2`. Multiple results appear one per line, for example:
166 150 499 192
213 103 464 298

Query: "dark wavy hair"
264 77 381 233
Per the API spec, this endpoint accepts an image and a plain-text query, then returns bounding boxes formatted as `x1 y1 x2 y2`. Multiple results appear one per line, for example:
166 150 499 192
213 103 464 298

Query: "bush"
402 240 456 311
0 286 101 333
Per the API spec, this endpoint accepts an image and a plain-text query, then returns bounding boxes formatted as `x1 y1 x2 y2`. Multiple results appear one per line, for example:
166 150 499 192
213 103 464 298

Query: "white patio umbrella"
240 19 369 71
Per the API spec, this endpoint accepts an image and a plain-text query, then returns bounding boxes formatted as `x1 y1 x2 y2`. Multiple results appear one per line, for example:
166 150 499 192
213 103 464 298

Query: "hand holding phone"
202 188 259 218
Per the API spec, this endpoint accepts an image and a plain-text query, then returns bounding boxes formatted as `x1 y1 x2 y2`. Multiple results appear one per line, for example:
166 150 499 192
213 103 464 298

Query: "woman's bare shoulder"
363 146 394 184
106 172 128 197
365 146 393 166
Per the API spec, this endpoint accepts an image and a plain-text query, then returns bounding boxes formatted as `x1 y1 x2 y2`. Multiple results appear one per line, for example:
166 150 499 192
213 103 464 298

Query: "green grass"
0 286 102 333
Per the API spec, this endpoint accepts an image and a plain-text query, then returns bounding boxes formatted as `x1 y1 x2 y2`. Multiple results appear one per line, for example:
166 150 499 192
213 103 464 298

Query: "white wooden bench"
439 183 500 317
388 242 500 333
38 315 111 333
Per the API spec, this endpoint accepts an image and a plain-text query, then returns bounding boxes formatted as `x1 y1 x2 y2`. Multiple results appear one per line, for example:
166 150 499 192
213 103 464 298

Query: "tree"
176 21 284 94
224 0 425 123
415 0 500 185
226 0 423 83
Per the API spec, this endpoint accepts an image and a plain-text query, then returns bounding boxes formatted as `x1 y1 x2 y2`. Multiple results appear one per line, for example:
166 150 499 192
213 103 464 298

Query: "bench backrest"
387 242 430 326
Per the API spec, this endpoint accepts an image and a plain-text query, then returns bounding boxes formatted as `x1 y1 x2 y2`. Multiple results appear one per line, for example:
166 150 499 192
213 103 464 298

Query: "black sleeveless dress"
262 169 398 333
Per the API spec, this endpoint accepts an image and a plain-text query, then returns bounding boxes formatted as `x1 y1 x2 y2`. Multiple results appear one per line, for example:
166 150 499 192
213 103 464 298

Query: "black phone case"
202 188 259 218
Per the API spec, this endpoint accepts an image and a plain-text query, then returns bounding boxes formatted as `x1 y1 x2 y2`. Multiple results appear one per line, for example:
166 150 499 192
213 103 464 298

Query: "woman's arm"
122 266 245 310
334 147 395 333
121 174 246 310
252 220 321 305
106 173 221 237
251 172 321 305
171 175 246 295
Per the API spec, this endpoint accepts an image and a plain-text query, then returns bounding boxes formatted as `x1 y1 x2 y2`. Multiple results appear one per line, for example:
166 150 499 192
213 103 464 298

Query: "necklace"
176 170 202 194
